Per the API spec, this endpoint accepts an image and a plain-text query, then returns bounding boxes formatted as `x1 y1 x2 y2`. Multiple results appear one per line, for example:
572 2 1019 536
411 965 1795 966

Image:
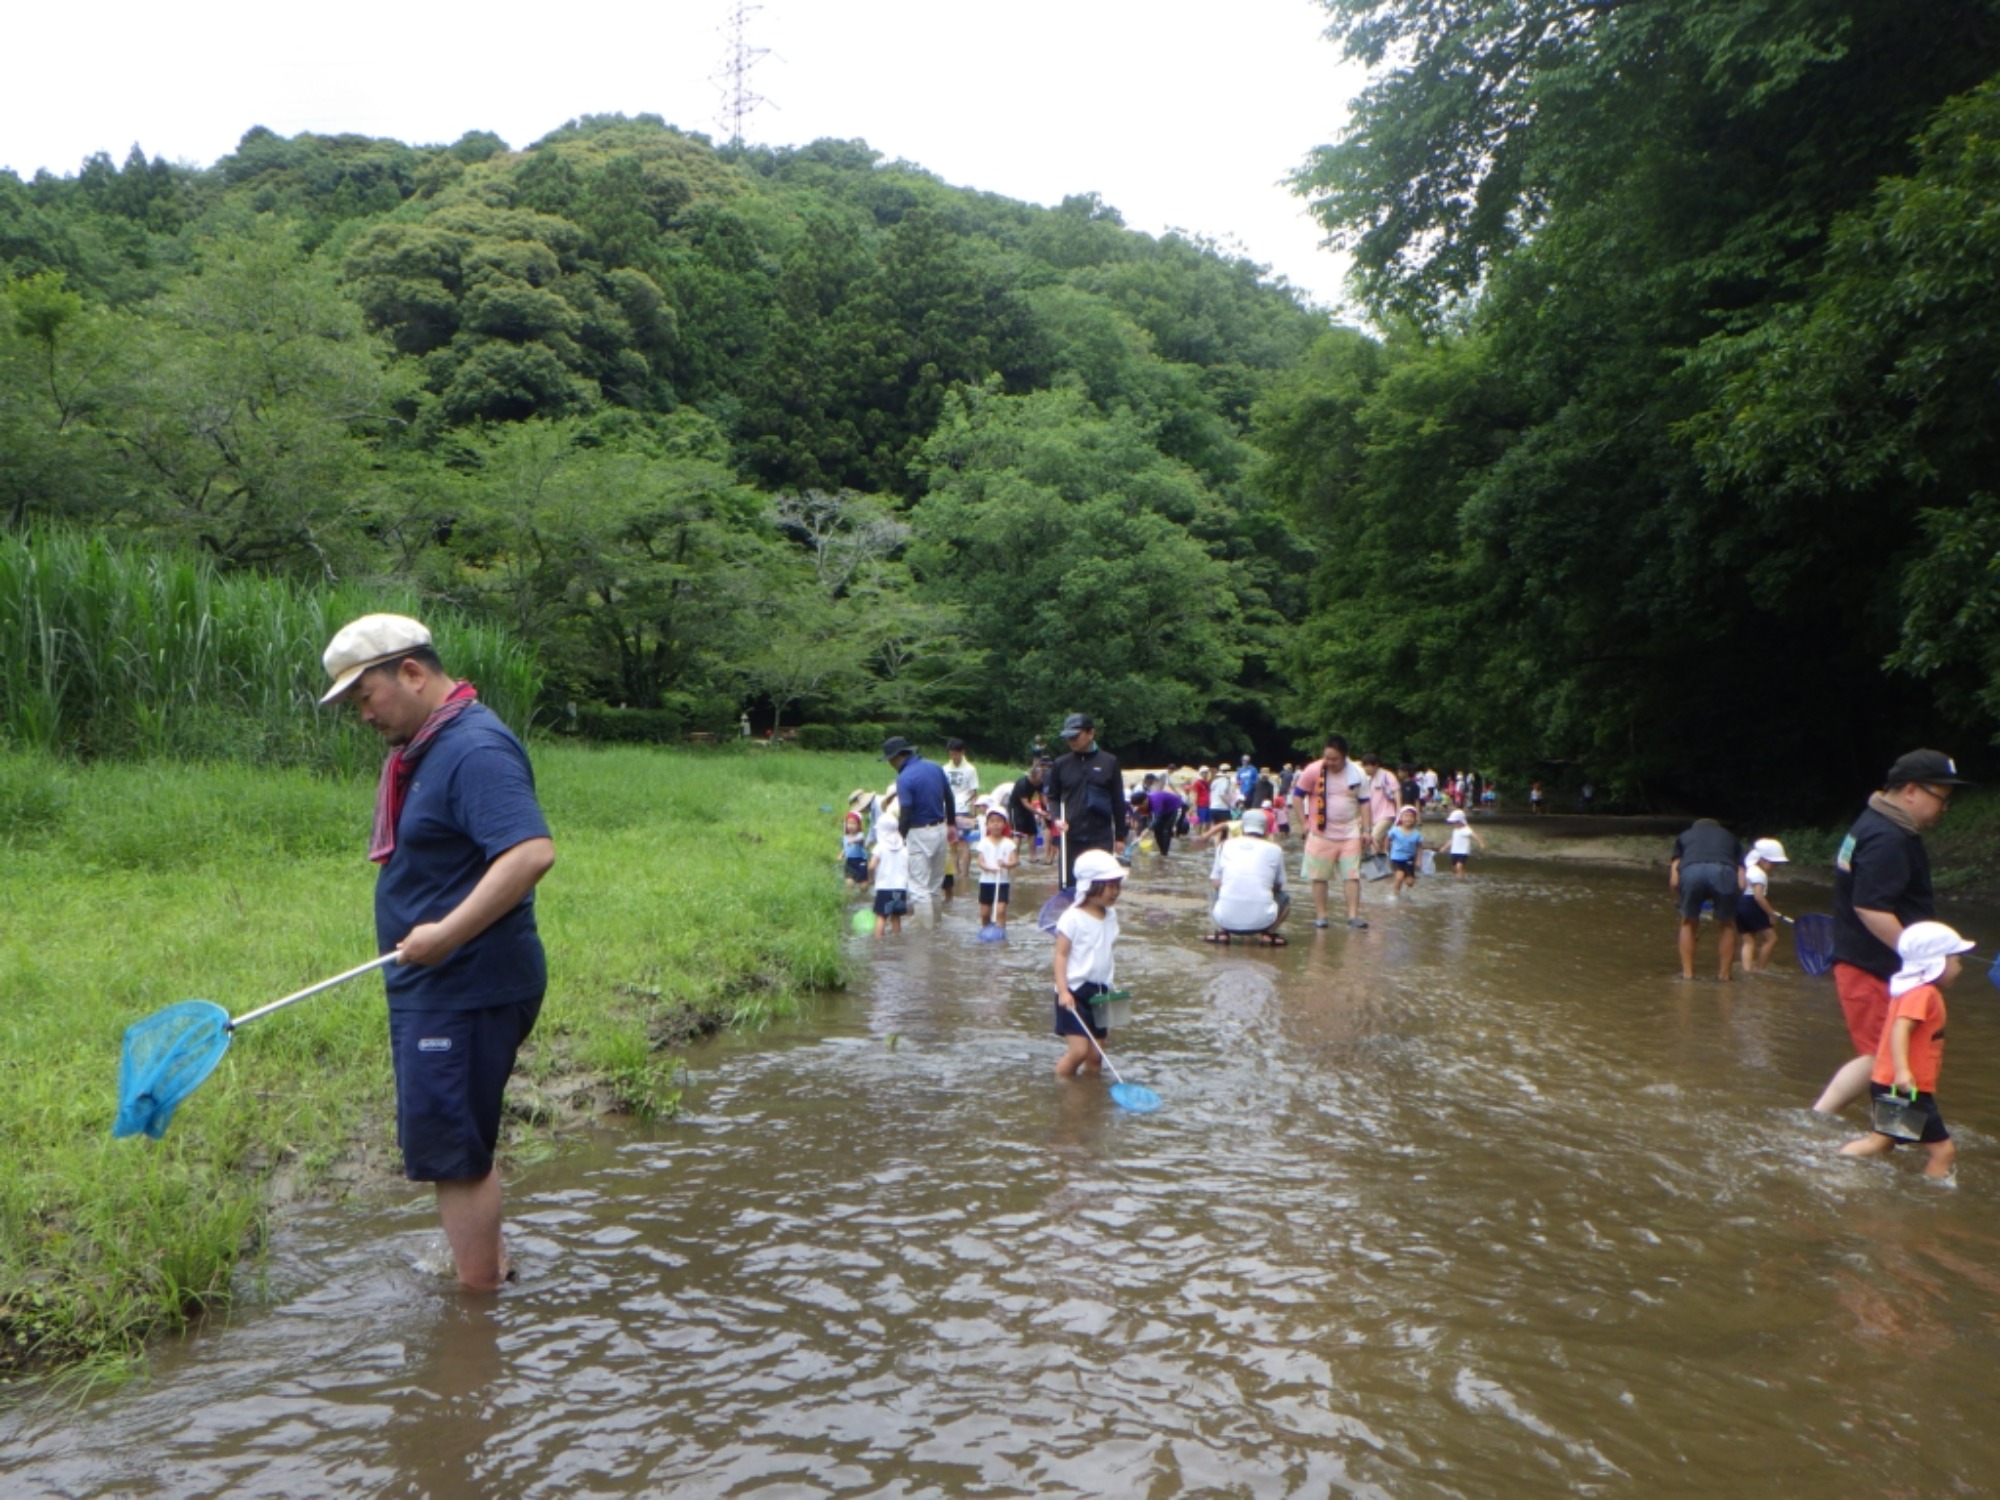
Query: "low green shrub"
794 724 843 751
841 722 889 752
575 705 683 743
0 753 71 844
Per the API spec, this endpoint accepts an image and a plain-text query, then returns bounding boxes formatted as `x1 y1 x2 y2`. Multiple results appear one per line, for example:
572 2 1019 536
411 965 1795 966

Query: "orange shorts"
1833 962 1890 1055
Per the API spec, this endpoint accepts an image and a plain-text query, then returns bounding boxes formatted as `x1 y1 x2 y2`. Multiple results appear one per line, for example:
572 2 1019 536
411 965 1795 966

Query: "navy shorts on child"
873 889 910 917
978 881 1010 906
1053 980 1109 1040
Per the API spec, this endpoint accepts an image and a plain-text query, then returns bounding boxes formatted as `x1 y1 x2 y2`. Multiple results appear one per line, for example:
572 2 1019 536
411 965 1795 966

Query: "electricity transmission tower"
712 0 772 147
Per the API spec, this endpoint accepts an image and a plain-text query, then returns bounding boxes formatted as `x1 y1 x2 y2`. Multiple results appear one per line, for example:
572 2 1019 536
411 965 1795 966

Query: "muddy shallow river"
9 851 2000 1496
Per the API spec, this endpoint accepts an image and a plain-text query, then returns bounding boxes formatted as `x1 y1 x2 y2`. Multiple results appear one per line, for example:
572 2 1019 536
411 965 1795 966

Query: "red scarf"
369 682 479 864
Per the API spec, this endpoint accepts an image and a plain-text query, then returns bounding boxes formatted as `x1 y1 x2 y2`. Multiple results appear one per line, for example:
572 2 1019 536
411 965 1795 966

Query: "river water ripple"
9 853 2000 1496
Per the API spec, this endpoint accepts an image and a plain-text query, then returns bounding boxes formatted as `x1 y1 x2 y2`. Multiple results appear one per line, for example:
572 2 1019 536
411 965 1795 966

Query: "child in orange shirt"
1840 921 1974 1179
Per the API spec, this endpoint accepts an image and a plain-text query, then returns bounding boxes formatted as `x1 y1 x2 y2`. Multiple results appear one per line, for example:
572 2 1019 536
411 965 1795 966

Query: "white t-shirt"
1056 904 1119 987
944 759 980 816
1212 774 1240 811
1211 835 1287 932
873 841 910 891
977 836 1018 885
1744 858 1769 896
1448 825 1474 855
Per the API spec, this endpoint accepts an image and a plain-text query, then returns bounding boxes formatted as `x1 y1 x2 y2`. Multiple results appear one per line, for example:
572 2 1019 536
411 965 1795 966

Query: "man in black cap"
883 736 953 919
1813 749 1971 1115
1045 713 1128 889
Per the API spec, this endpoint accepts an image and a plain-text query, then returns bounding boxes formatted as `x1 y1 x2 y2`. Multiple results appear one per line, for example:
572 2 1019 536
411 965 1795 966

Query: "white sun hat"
1890 920 1976 997
1750 838 1789 864
1073 849 1126 886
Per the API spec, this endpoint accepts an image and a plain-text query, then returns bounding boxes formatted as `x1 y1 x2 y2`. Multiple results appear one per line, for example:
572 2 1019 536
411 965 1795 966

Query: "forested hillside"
0 117 1322 761
8 0 2000 819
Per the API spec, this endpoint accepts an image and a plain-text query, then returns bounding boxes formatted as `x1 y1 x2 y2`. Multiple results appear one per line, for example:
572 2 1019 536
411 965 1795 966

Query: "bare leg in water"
1814 1055 1876 1115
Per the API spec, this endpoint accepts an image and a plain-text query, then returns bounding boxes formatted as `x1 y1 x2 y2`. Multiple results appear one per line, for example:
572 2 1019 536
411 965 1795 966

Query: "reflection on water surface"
8 855 2000 1496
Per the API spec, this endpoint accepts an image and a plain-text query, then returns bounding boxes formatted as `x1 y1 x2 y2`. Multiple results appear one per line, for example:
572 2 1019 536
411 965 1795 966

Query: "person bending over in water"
1052 849 1124 1078
1735 838 1788 973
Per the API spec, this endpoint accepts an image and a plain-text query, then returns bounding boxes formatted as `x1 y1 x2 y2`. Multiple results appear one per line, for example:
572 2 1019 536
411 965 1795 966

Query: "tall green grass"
0 745 876 1383
0 530 540 770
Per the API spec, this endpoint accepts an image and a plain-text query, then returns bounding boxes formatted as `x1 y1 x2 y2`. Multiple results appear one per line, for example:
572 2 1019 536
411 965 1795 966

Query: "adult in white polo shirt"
1205 808 1290 945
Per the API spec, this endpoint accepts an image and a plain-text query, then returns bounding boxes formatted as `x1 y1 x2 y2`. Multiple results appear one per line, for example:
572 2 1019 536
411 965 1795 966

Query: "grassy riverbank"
0 744 883 1382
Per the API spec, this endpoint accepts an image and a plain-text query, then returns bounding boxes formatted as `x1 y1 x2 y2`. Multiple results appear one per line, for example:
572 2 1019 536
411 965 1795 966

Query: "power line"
711 0 774 147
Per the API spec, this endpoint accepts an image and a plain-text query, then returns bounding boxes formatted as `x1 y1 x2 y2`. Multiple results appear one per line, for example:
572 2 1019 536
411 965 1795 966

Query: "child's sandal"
1202 932 1231 944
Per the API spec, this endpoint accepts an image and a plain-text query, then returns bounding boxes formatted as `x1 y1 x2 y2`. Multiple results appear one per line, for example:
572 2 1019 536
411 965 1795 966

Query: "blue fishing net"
1792 914 1835 977
113 1001 233 1139
1110 1082 1162 1114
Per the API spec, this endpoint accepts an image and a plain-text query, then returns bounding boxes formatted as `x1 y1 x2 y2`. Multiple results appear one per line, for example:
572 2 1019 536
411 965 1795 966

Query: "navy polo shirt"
374 703 551 1013
895 754 952 828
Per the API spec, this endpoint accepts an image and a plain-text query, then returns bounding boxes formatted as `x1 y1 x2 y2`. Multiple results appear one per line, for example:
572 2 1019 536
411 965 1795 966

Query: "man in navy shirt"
321 613 555 1291
884 736 952 918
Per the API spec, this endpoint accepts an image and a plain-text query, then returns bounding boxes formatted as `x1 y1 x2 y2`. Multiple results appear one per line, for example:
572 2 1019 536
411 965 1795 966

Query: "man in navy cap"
1045 713 1128 890
1813 749 1971 1114
883 736 952 919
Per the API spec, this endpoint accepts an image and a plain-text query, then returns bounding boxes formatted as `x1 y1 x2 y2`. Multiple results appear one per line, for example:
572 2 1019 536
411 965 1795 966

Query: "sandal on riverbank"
1257 932 1288 946
1203 932 1231 944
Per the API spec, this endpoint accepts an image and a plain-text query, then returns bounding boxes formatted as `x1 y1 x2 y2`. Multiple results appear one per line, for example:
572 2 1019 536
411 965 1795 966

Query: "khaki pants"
905 824 949 912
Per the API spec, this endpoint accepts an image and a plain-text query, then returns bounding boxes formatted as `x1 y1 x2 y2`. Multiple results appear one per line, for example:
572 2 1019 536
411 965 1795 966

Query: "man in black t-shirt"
1669 819 1744 981
1812 749 1971 1114
1045 713 1128 889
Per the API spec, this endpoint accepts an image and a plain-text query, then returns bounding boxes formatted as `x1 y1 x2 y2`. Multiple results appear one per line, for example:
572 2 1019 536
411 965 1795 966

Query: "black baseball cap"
1886 749 1973 787
1061 713 1093 737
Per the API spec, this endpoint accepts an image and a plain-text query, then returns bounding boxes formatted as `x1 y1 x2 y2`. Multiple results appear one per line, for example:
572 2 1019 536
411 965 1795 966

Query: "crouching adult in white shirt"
1206 808 1290 946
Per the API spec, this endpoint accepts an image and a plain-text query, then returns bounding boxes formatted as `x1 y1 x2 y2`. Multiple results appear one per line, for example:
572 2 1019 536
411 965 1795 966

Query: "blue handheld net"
1792 914 1835 977
1110 1082 1162 1114
113 1001 234 1140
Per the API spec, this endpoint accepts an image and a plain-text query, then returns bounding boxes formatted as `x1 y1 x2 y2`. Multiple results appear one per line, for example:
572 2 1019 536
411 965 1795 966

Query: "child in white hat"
1735 838 1789 973
1445 809 1485 877
1052 849 1125 1078
1840 921 1975 1179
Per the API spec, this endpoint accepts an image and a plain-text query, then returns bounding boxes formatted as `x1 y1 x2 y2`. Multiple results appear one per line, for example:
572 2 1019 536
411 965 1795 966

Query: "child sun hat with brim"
1890 920 1976 997
1750 837 1789 864
1073 849 1126 886
1446 810 1468 825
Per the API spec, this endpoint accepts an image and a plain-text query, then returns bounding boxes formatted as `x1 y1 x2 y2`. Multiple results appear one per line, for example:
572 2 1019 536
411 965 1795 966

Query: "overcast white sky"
3 0 1367 311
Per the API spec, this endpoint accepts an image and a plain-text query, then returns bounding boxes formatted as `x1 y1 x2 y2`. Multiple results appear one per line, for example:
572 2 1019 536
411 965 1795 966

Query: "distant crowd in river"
847 723 1983 1183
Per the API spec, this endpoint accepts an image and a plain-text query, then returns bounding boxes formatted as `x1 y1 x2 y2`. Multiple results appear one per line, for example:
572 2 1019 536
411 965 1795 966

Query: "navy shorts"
844 856 869 883
1678 863 1738 922
388 998 541 1182
1869 1081 1950 1143
873 888 909 917
1735 894 1772 933
1054 980 1109 1040
978 881 1011 906
1451 853 1469 870
1392 858 1416 877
